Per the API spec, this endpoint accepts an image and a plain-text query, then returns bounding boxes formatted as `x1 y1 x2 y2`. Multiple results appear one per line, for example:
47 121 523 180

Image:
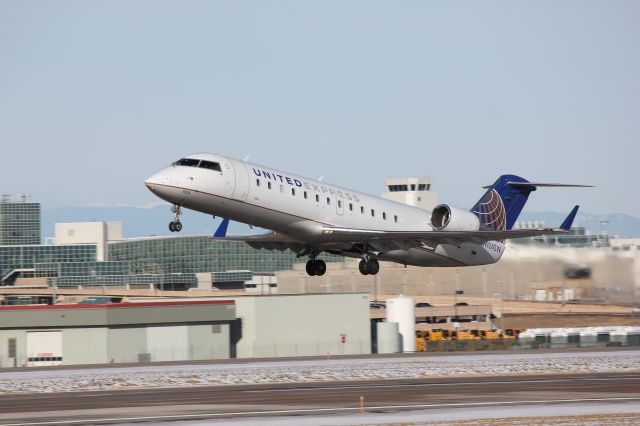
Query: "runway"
0 372 639 425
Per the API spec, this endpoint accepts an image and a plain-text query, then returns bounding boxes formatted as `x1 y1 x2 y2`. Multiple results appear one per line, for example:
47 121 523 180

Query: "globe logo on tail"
473 189 506 232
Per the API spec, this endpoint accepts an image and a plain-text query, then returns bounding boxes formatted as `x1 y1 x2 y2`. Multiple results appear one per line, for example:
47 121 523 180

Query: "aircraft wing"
320 205 580 245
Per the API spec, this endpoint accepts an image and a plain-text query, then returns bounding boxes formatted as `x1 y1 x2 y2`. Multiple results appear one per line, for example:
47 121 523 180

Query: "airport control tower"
381 177 438 211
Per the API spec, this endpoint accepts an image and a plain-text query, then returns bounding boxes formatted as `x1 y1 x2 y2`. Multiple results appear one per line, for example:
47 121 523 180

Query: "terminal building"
0 196 341 289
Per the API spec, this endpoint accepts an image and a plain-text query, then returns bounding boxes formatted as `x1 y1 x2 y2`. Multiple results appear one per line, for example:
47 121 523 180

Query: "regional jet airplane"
145 153 588 276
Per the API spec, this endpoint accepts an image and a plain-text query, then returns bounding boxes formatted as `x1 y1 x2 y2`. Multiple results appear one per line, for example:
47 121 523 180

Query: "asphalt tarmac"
0 372 638 425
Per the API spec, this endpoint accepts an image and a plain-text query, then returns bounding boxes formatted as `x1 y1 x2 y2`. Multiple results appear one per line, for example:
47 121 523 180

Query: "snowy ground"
0 350 639 394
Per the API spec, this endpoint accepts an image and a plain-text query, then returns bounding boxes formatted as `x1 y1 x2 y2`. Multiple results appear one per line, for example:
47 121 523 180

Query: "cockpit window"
173 158 200 167
199 160 222 172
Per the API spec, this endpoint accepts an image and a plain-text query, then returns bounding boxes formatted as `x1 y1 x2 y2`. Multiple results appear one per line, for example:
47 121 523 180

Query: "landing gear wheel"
314 259 326 276
169 221 183 232
367 258 380 275
359 258 379 275
306 260 317 276
359 259 370 275
305 259 327 276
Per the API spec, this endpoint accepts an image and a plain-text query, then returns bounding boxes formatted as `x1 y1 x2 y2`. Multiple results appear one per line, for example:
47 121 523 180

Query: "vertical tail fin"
471 175 536 231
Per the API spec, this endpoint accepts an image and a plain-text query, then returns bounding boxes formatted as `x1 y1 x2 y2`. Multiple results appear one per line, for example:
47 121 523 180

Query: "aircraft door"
229 159 250 201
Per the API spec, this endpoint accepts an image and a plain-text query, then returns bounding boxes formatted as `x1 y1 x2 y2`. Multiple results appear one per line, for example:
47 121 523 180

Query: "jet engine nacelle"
430 204 480 231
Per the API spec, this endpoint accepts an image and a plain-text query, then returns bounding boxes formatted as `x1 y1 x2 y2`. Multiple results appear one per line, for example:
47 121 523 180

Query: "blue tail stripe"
214 218 230 237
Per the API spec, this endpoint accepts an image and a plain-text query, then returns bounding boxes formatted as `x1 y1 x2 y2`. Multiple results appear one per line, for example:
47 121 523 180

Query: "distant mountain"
41 206 640 240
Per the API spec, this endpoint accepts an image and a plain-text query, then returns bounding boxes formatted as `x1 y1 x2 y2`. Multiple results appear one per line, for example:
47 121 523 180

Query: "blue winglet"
560 205 579 231
214 218 230 237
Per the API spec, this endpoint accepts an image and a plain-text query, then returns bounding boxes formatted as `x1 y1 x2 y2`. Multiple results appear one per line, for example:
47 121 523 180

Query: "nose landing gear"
169 204 183 232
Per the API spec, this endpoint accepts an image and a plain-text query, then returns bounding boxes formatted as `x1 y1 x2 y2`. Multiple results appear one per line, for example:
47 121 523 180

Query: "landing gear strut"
169 204 183 232
305 258 326 276
358 257 380 275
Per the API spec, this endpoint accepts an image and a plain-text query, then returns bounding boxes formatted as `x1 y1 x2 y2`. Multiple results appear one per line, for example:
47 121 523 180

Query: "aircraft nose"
144 171 168 194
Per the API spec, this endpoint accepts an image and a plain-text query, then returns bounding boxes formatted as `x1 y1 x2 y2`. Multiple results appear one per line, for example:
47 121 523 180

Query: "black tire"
306 260 316 276
368 258 380 275
314 260 327 276
359 259 369 275
174 221 183 232
169 221 176 232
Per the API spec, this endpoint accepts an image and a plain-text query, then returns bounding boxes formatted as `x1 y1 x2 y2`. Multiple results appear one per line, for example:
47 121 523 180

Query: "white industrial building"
0 300 235 368
137 293 372 358
0 293 373 367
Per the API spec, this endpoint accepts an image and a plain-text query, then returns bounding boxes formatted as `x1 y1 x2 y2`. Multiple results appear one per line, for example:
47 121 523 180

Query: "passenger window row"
255 178 399 223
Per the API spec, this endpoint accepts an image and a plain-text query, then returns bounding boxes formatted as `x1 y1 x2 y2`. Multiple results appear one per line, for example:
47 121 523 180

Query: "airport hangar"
0 293 371 368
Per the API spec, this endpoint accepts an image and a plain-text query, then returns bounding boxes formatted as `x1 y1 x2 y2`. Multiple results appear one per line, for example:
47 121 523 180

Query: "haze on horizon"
1 1 639 217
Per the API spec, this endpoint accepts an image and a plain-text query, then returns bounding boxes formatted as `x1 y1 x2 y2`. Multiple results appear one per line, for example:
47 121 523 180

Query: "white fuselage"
145 153 505 267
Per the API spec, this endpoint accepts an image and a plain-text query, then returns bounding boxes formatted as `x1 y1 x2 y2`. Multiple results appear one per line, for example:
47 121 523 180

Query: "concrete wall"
63 328 109 365
188 323 231 360
108 326 147 363
230 294 371 358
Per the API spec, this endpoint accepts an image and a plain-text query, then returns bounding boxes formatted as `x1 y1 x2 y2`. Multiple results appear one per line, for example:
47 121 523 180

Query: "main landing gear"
358 257 380 275
168 204 183 232
306 258 327 276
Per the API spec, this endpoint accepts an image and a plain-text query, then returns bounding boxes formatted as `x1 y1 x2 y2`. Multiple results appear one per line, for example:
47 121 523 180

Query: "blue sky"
1 1 639 216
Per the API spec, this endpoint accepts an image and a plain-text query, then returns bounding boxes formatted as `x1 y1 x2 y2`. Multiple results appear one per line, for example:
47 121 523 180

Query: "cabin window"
315 194 320 202
371 209 375 217
280 185 284 193
173 158 200 167
383 212 387 220
326 197 331 205
256 179 260 187
304 191 308 199
199 160 222 172
360 206 364 214
394 215 398 223
349 203 353 211
338 200 342 208
291 188 296 196
268 182 272 190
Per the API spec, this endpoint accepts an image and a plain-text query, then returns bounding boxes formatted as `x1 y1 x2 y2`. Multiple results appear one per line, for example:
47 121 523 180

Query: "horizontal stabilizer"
560 205 579 231
213 218 230 238
508 182 594 188
482 182 593 189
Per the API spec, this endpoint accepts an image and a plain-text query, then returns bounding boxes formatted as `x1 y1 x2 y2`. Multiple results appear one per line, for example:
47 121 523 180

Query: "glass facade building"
0 244 97 284
0 198 341 288
0 201 41 246
108 236 341 275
